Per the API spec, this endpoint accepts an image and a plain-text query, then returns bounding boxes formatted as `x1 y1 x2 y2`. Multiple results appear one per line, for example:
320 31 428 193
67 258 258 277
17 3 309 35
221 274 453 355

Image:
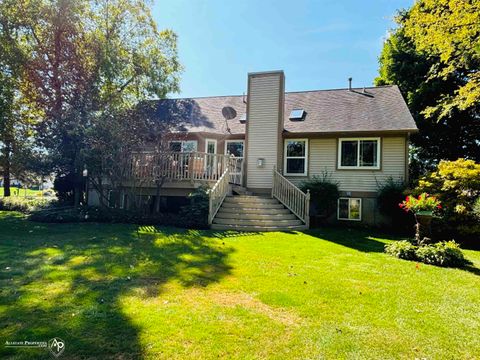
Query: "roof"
144 85 417 135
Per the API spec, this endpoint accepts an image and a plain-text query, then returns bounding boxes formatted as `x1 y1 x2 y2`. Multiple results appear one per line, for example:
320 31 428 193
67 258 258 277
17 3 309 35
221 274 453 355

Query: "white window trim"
337 198 362 221
224 140 245 158
168 140 198 152
205 138 217 154
284 138 308 176
338 137 381 170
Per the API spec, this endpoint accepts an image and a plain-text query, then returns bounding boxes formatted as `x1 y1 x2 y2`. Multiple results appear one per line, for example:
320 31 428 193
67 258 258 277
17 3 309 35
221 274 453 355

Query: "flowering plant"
399 193 441 214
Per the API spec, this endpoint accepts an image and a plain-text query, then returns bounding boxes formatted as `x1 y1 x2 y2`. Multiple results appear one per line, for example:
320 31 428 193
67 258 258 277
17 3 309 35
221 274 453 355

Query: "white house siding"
287 136 407 193
246 72 284 189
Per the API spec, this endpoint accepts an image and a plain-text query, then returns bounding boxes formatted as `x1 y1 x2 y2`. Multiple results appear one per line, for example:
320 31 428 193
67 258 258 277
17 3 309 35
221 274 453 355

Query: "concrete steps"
211 195 306 232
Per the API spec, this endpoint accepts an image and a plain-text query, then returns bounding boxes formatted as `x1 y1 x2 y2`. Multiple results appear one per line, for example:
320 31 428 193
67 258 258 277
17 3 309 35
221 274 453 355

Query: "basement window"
338 198 362 221
289 109 305 121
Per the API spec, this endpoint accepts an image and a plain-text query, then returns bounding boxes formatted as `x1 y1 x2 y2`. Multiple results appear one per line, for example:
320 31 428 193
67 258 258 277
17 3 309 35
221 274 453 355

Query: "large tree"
0 0 37 197
376 4 480 177
5 0 181 204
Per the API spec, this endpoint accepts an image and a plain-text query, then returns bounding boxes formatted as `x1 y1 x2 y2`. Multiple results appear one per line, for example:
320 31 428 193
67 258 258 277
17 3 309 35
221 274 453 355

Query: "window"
284 139 308 176
338 138 380 169
338 198 362 221
169 140 198 152
225 140 244 158
205 139 217 154
225 140 244 176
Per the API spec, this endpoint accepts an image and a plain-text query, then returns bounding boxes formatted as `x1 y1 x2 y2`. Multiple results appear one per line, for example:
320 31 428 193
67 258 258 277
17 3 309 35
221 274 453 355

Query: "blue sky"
153 0 413 98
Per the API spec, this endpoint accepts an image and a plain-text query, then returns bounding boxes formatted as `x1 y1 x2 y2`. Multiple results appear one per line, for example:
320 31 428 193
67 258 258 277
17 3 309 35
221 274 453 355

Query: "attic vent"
289 109 305 121
239 113 247 123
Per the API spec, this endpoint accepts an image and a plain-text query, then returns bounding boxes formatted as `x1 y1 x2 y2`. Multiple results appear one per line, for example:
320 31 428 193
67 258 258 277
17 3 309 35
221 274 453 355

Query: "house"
88 70 418 231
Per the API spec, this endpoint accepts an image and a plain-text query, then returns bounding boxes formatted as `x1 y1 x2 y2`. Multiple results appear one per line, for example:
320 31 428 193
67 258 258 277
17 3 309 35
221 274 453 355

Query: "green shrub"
377 177 413 231
0 197 53 213
30 205 209 229
473 197 480 220
384 240 417 260
415 241 469 267
299 173 339 219
415 159 480 242
179 185 209 226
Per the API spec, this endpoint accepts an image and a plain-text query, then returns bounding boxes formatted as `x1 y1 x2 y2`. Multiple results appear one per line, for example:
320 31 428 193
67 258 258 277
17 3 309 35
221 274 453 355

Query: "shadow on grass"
0 214 233 359
304 227 396 253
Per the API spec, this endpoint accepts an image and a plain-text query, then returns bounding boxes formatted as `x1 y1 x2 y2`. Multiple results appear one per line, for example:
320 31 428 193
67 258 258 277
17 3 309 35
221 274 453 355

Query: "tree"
7 0 181 205
376 8 480 176
0 0 37 197
404 0 480 119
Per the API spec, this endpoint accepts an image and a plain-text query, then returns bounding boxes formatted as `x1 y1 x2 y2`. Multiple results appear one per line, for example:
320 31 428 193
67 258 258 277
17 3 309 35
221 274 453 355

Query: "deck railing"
272 167 310 227
126 151 243 185
208 167 230 224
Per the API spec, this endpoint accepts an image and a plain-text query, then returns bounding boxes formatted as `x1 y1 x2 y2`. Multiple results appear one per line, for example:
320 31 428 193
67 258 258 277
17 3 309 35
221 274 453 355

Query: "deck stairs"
211 195 308 231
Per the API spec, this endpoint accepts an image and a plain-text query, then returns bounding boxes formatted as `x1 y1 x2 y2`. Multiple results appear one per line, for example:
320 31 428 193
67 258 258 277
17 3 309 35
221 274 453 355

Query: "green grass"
0 211 479 359
0 187 43 197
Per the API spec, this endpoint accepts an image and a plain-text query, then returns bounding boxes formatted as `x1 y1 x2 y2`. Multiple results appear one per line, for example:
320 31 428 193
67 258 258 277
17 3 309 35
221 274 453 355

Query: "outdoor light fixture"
257 158 265 167
82 169 88 177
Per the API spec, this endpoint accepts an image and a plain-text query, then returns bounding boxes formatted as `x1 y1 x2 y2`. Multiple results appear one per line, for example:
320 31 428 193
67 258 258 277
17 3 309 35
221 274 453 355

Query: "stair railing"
272 167 310 228
208 167 230 225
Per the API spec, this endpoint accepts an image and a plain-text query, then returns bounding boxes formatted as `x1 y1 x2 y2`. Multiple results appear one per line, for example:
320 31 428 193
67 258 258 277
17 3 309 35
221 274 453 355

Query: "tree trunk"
2 143 11 197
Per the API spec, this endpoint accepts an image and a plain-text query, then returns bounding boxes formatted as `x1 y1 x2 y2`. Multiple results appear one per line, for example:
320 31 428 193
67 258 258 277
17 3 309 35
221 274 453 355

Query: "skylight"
289 109 305 120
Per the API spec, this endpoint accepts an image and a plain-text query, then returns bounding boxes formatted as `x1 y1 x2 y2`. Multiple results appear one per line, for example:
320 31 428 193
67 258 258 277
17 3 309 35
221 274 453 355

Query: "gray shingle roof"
147 85 417 135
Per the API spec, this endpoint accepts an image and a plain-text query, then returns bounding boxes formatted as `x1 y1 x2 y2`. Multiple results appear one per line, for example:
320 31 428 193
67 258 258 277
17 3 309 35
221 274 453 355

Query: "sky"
153 0 413 98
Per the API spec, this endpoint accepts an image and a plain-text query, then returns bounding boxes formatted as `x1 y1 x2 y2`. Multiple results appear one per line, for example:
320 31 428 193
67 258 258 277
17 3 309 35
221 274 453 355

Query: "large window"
338 198 362 221
284 139 308 176
338 138 380 169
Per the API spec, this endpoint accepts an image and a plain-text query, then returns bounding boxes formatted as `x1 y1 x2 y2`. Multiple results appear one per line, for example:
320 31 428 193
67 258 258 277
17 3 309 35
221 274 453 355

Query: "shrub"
377 178 406 217
473 197 480 220
415 241 470 267
414 159 480 242
385 240 417 260
30 204 209 229
299 173 339 219
385 239 470 268
179 185 209 226
0 197 53 213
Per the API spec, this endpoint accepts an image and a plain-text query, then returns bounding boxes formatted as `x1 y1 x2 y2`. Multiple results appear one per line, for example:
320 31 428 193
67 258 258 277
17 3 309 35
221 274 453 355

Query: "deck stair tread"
212 194 305 231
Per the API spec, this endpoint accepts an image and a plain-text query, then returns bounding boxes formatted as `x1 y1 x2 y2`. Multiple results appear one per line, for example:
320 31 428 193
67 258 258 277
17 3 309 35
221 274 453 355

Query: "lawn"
0 187 43 197
0 211 479 359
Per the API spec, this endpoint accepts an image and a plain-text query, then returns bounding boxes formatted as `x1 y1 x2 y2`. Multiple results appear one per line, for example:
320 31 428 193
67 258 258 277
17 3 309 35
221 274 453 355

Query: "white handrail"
271 167 310 227
208 167 230 224
126 151 241 184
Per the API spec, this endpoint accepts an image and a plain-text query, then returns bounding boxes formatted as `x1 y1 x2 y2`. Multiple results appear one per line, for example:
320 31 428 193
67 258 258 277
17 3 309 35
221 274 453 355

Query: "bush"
299 173 339 219
377 178 413 231
30 204 209 229
473 197 480 220
415 241 470 267
414 159 480 242
179 185 209 226
0 197 53 213
385 239 470 267
384 240 417 260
